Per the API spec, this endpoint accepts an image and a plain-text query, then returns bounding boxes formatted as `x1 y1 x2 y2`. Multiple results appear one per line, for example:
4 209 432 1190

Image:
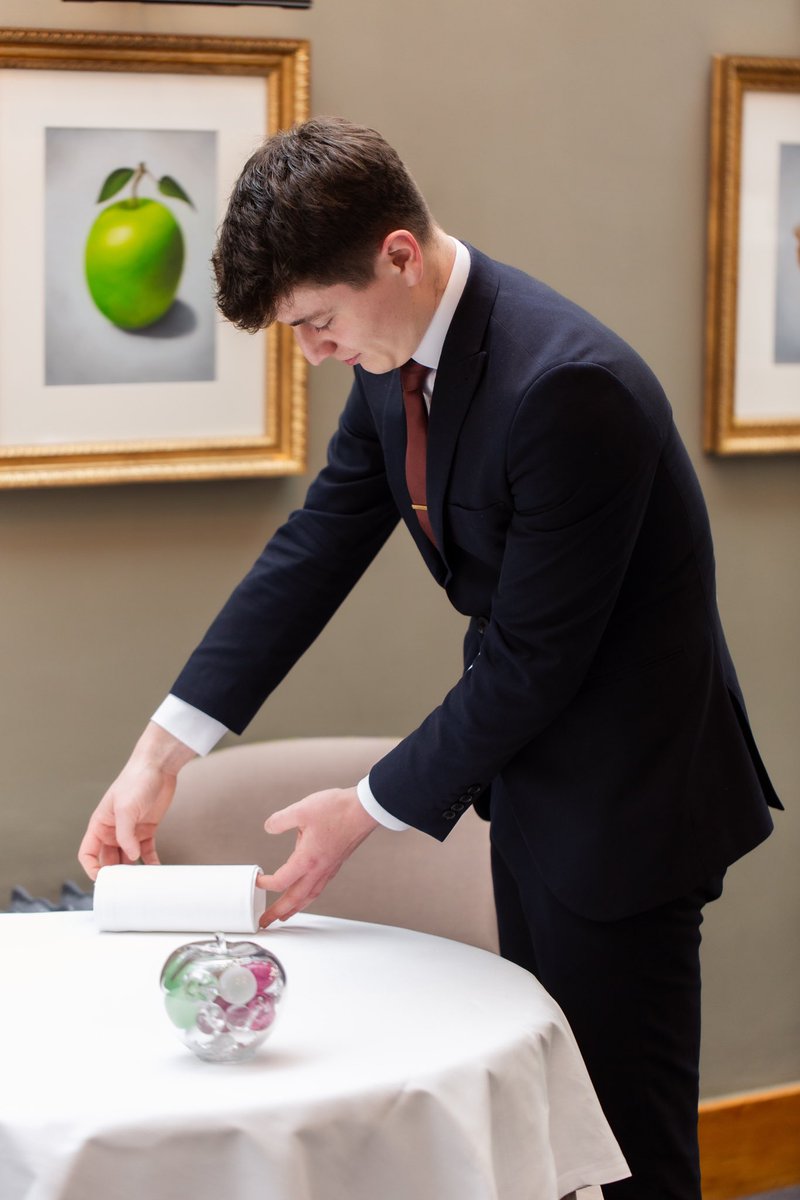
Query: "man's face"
275 253 420 375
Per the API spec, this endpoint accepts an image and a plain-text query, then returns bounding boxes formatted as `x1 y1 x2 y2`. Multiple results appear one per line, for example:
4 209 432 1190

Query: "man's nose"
293 325 334 366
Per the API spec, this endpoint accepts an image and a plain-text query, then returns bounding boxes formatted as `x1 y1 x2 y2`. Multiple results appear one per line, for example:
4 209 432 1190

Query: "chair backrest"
158 736 498 953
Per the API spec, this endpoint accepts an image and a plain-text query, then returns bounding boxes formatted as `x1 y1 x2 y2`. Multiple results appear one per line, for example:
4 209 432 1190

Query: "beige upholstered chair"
158 736 499 953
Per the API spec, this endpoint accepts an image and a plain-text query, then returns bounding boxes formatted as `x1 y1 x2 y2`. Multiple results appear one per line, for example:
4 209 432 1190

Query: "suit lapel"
426 352 486 563
366 247 499 584
426 248 498 573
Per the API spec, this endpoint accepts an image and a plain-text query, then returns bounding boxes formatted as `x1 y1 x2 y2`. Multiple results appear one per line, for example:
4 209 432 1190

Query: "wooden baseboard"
699 1083 800 1200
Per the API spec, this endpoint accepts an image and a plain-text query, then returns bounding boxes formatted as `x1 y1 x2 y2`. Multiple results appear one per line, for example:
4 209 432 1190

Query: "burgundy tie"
400 359 435 545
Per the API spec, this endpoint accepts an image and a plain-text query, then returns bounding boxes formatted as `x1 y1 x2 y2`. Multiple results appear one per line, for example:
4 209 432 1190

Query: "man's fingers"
115 811 142 863
78 824 116 878
257 848 333 925
259 875 324 927
79 811 152 879
257 852 309 895
77 834 102 880
138 836 161 867
257 788 377 928
260 898 294 927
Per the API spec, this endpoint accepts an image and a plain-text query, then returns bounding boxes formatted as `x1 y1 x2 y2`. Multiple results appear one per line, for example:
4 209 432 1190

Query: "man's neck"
425 227 457 316
410 236 470 374
403 227 457 354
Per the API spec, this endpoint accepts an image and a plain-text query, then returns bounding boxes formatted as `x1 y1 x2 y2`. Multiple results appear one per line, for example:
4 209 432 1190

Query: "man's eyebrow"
288 312 326 327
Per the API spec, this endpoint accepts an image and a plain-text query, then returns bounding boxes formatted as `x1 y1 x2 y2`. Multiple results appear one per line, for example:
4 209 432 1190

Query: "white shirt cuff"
151 694 228 757
356 775 410 831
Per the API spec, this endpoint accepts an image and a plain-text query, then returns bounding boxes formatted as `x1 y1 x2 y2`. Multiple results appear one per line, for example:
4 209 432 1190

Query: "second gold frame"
705 55 800 455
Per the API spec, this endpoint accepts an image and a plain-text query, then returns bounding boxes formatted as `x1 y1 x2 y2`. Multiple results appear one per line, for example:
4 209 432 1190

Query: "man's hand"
257 787 378 927
78 722 197 880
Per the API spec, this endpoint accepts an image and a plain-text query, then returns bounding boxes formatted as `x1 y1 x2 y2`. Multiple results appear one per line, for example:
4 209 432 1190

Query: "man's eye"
312 320 332 333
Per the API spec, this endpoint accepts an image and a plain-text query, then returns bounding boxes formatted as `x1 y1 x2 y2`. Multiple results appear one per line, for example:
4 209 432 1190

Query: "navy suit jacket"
173 246 779 920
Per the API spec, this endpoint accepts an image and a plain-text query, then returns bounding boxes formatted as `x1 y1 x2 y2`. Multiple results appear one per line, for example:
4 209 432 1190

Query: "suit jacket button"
442 809 457 820
467 785 482 796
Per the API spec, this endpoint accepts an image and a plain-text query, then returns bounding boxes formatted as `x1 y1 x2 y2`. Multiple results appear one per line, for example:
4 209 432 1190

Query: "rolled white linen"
93 864 266 933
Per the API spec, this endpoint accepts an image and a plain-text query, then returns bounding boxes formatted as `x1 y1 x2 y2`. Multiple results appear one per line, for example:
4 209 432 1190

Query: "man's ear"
379 230 424 286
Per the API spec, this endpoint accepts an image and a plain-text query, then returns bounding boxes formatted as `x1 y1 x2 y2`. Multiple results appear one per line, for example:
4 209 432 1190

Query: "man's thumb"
264 803 300 836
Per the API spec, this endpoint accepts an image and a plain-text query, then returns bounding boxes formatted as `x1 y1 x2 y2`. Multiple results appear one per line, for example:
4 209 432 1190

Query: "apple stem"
130 162 150 204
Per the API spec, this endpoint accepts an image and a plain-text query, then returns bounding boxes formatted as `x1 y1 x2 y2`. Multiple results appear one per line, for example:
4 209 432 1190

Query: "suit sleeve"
170 375 400 732
369 362 667 837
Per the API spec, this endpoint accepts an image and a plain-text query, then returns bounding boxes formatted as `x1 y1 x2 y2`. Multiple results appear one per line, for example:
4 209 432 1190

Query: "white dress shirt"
152 239 471 831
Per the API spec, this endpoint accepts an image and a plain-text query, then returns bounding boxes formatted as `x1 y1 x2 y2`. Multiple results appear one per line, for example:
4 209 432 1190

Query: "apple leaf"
96 168 135 203
158 176 194 208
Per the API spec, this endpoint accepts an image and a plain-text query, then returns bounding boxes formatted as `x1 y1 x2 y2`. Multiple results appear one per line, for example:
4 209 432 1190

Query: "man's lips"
343 354 359 367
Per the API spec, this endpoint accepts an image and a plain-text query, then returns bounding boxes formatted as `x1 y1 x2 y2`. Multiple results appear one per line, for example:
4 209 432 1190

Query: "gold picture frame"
0 27 309 488
704 55 800 455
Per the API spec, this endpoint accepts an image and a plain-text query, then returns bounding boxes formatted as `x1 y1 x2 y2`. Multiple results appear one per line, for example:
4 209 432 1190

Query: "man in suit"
79 117 780 1198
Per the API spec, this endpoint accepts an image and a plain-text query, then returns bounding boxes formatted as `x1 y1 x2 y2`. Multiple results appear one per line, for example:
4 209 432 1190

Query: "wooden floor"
740 1191 800 1200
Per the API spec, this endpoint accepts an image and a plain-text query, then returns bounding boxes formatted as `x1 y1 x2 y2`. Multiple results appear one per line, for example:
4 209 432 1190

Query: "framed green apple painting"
0 28 309 487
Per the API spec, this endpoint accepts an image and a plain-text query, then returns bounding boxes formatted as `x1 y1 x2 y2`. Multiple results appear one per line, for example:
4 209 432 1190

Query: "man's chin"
359 359 401 376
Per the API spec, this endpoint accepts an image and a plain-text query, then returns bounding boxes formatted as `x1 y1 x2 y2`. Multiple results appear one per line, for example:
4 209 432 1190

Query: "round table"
0 911 628 1199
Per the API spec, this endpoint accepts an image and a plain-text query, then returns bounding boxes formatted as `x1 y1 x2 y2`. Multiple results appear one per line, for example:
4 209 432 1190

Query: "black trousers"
490 804 724 1200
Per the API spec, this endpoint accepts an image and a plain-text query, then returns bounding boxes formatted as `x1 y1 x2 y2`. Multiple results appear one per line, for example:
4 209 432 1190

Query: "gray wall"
0 0 797 1099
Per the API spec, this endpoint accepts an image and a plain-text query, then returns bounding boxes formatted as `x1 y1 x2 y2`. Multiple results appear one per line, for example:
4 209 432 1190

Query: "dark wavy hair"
212 117 434 332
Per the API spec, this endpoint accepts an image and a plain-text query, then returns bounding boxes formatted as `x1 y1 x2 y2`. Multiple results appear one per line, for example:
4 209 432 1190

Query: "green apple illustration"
85 162 194 330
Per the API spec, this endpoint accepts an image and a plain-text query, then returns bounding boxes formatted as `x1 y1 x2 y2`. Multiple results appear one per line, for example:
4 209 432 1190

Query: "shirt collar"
411 238 470 372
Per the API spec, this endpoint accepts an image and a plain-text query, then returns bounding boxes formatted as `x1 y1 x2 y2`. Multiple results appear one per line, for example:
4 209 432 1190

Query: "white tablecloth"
0 912 628 1200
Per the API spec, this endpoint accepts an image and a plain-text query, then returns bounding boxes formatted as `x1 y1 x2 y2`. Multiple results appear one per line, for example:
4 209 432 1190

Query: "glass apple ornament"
161 933 286 1063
